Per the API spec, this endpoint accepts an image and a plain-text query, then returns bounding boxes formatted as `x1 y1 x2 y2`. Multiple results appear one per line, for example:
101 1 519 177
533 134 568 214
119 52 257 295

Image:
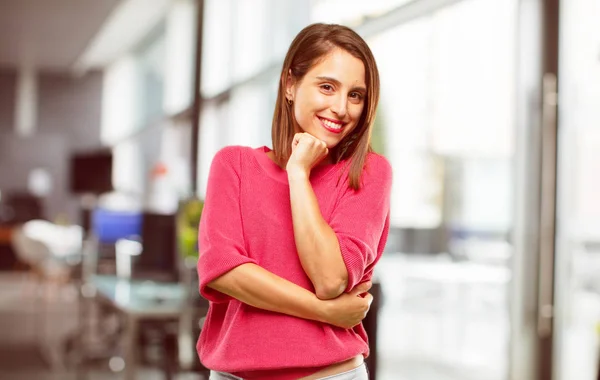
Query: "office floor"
0 253 563 380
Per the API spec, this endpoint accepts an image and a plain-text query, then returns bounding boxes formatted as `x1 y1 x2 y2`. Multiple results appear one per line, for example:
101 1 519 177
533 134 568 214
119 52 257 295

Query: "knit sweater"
196 145 392 380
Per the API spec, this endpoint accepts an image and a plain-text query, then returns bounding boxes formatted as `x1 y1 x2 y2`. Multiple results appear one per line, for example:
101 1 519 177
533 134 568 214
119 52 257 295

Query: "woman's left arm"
287 138 392 300
288 170 347 300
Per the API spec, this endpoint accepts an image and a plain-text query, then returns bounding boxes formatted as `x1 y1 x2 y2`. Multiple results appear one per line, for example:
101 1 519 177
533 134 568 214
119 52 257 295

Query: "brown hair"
271 23 380 190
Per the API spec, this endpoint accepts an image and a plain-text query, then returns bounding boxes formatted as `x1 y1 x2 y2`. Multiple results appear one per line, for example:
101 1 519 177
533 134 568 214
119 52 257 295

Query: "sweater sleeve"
329 155 392 292
197 146 258 303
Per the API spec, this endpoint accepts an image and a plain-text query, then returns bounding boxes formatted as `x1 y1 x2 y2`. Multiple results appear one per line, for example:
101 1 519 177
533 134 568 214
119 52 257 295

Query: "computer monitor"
69 151 113 195
134 212 179 282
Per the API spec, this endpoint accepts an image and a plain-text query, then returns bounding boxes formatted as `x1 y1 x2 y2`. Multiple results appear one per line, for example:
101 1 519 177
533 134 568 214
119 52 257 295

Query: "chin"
301 127 342 148
316 135 340 149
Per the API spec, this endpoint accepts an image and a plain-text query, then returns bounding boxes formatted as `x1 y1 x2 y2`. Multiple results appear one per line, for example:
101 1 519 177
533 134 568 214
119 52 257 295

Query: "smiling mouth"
318 117 345 133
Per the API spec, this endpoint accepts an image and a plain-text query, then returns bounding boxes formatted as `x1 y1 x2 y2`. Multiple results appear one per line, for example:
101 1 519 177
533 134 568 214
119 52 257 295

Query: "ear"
284 69 296 102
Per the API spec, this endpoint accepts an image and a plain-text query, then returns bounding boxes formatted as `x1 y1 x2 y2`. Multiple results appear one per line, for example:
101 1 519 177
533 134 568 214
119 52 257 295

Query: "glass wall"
364 1 516 378
197 0 311 197
555 0 600 378
100 0 198 210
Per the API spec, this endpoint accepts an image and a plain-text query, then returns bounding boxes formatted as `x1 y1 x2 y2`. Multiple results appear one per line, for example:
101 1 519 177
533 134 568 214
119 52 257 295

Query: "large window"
368 0 515 230
101 0 197 201
197 0 311 196
555 0 600 378
310 0 415 25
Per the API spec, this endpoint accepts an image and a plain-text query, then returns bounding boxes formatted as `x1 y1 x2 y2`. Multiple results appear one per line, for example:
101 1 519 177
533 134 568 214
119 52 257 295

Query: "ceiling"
0 0 121 70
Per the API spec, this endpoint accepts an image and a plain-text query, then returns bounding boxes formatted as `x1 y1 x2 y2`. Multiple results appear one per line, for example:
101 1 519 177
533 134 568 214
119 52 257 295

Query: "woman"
197 23 392 380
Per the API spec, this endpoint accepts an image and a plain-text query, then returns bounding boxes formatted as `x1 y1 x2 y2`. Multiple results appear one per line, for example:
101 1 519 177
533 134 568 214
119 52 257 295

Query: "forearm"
288 171 348 299
207 263 329 323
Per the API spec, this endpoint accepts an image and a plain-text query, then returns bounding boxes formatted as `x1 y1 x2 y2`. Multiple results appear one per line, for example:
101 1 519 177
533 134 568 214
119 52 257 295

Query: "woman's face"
287 48 366 149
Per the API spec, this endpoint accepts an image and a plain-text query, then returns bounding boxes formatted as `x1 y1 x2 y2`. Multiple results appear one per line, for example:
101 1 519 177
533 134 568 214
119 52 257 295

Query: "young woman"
197 23 392 380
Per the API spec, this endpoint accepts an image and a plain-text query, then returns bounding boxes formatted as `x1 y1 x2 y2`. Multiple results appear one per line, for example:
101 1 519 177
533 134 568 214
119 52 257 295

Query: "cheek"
301 89 330 112
348 105 365 126
351 104 365 119
295 96 327 123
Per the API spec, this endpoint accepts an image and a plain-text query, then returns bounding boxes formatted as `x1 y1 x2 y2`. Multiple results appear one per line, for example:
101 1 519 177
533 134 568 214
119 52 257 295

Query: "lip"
317 116 345 134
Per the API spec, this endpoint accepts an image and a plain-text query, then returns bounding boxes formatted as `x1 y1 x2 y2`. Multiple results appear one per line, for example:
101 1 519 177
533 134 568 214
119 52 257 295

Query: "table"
84 275 189 380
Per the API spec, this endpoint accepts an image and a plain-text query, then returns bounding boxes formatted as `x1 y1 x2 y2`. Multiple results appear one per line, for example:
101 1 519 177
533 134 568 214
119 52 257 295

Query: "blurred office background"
0 0 598 379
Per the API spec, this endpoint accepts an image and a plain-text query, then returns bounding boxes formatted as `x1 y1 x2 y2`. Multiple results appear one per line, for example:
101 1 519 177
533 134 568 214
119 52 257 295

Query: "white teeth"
321 118 342 130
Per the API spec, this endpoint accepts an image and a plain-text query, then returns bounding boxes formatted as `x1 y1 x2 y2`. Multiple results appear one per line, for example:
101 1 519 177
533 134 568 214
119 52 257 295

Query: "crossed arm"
205 174 352 323
205 178 355 325
207 262 371 329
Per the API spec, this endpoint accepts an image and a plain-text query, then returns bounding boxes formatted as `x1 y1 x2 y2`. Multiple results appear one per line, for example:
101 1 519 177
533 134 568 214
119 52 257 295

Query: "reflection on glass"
366 0 515 378
555 0 600 378
311 0 414 26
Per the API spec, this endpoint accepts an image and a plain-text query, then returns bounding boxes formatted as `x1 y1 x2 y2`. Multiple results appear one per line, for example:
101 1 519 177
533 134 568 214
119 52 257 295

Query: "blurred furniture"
0 192 45 270
76 210 199 379
3 192 45 223
133 212 179 282
69 150 113 195
12 220 83 276
10 219 83 368
363 282 381 380
89 209 179 282
0 224 17 270
92 208 142 247
86 208 142 278
78 275 206 380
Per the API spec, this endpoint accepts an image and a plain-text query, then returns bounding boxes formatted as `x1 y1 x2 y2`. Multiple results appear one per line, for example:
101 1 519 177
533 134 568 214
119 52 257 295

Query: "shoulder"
363 152 392 183
212 145 254 167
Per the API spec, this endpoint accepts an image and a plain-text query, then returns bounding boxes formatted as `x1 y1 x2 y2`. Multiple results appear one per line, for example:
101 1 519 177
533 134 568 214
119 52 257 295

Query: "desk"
83 275 189 380
91 275 186 317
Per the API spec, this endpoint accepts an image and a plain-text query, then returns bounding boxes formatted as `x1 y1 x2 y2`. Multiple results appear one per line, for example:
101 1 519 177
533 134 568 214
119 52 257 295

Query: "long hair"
271 23 380 190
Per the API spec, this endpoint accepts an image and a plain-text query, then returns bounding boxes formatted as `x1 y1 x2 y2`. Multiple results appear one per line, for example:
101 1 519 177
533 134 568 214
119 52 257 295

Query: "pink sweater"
196 145 392 380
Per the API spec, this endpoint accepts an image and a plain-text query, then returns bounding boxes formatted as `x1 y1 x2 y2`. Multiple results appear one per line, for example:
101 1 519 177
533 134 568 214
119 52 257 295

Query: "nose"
330 94 347 119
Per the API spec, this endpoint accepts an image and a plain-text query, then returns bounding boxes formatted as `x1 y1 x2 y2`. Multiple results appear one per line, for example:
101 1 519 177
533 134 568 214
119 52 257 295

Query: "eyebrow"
315 76 367 93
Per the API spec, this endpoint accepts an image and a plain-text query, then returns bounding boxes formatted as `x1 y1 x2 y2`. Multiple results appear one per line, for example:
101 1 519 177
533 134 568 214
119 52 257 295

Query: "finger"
351 281 372 295
363 292 374 306
304 133 321 145
299 134 313 147
357 281 373 293
292 134 302 149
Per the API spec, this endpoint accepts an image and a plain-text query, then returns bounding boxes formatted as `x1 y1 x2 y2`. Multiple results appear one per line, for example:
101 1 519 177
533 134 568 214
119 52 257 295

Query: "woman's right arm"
208 263 372 329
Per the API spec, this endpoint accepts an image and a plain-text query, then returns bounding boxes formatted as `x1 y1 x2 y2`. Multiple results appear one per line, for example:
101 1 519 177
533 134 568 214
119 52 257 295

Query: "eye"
320 84 334 92
349 92 364 101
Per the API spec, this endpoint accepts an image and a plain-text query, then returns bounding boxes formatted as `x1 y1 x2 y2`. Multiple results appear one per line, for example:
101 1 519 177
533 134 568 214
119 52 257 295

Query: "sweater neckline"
252 146 342 184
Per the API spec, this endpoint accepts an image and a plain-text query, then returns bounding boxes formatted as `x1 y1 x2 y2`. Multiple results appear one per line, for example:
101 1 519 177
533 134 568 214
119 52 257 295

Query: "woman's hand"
319 281 373 329
286 133 329 177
